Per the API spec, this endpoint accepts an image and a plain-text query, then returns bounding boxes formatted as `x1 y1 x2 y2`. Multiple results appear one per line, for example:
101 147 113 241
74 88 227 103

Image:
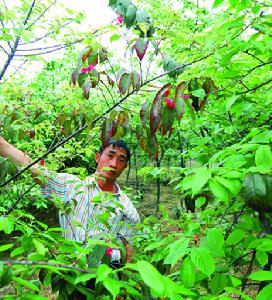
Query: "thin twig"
14 40 83 56
4 183 36 216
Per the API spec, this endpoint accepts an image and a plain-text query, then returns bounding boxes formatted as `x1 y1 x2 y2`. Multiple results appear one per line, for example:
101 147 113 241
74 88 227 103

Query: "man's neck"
97 179 117 193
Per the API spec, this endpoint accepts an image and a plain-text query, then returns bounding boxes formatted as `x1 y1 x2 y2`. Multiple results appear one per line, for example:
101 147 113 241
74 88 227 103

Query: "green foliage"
0 0 272 298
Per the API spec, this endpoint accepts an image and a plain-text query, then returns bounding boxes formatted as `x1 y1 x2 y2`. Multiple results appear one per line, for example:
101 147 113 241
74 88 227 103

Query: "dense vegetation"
0 0 271 299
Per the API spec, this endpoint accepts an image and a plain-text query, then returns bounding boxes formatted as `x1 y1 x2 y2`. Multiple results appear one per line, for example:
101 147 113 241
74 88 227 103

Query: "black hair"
99 139 130 161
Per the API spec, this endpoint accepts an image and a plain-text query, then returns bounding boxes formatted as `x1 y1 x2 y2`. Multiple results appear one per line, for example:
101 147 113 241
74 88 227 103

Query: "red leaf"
87 50 99 66
106 74 115 87
118 73 131 94
140 101 150 128
78 73 88 87
71 67 80 86
200 77 216 112
83 80 91 99
117 110 129 127
140 137 147 151
82 48 93 63
135 38 149 61
101 118 117 147
99 48 108 63
146 135 158 160
89 69 100 88
130 71 141 90
175 81 187 120
114 124 124 139
161 105 175 136
202 77 216 95
135 124 143 141
150 84 171 136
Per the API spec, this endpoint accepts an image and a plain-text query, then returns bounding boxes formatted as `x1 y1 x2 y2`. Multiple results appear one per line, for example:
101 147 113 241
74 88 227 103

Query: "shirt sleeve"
40 170 79 202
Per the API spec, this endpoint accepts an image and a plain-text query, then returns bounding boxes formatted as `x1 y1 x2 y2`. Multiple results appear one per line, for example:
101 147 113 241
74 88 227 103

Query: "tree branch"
23 0 36 26
240 60 272 80
237 77 272 94
243 50 264 64
1 260 92 274
0 0 36 80
25 0 57 30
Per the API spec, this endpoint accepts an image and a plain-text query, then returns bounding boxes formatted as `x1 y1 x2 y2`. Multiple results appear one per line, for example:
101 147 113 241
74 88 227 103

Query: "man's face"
95 144 128 182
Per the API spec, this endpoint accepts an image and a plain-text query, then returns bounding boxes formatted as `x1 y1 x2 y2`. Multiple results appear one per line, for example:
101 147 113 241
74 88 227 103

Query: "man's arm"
0 135 40 182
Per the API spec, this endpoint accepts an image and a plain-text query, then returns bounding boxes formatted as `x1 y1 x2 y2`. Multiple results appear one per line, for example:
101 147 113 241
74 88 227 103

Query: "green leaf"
110 33 121 42
136 9 149 24
103 277 120 299
33 239 46 256
205 228 225 257
210 274 230 295
13 276 40 292
192 88 206 100
118 72 131 94
224 154 247 168
163 276 196 297
256 283 272 300
230 276 242 287
78 73 88 87
1 34 13 41
248 238 272 251
226 229 245 245
0 217 14 234
256 251 268 266
182 168 211 195
74 273 96 285
87 245 107 268
0 244 13 252
240 174 272 212
125 5 137 27
251 131 272 144
190 247 215 276
180 257 195 288
248 271 272 281
96 264 112 283
215 176 241 195
164 238 190 265
195 197 206 208
208 178 229 203
255 145 272 172
135 260 165 295
226 95 239 111
213 0 225 8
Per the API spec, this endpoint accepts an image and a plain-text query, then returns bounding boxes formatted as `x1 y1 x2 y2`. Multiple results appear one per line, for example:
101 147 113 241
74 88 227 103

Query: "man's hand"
0 135 41 183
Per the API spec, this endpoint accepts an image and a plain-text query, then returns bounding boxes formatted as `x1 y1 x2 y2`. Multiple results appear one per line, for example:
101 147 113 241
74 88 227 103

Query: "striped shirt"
40 171 140 244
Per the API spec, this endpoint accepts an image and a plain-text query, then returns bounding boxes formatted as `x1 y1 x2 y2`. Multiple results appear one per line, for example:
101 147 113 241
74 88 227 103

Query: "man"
0 136 140 263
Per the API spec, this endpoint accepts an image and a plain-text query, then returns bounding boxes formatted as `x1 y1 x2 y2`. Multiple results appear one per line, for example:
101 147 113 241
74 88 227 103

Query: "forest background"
0 0 272 299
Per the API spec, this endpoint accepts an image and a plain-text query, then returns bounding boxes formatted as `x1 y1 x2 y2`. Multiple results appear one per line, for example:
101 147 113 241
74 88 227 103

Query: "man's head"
95 139 130 183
